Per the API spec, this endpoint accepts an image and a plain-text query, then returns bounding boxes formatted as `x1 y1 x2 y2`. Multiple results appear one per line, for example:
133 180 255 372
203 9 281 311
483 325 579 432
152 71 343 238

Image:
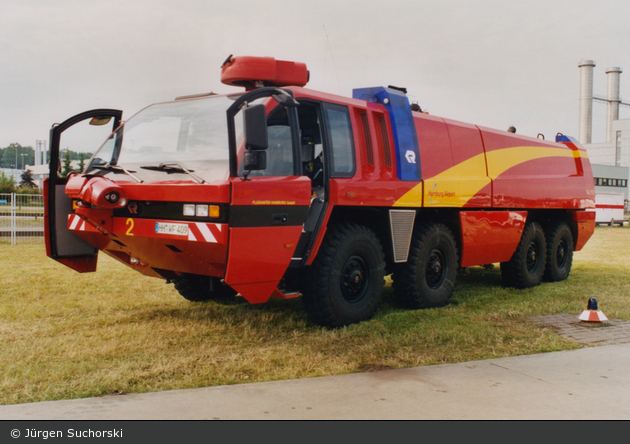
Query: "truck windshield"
85 93 243 183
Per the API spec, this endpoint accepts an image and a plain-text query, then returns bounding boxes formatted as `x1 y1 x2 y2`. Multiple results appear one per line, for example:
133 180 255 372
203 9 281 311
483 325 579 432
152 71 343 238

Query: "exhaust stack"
606 67 622 142
578 59 596 144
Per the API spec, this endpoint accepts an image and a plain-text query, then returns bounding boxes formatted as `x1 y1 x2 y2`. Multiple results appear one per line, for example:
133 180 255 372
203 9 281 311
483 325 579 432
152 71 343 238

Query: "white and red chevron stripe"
68 214 87 232
187 223 225 243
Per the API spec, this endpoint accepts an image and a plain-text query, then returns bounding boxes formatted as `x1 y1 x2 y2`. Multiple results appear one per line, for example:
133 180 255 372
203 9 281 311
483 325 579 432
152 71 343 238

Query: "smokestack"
578 59 596 144
606 67 622 142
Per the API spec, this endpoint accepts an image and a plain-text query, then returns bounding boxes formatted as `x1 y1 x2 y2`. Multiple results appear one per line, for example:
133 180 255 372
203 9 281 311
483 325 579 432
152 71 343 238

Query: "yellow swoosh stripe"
393 146 586 208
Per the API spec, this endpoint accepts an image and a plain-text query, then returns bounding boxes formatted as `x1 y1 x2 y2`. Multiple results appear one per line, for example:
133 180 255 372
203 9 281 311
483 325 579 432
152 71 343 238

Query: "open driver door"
44 109 122 272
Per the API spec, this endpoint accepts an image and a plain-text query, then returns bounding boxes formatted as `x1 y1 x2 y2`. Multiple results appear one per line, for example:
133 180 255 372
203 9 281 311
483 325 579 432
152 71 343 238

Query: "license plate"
155 222 189 236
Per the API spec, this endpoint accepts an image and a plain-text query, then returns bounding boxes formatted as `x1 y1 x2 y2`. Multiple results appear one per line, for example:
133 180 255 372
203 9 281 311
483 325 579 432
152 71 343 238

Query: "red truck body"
44 56 596 326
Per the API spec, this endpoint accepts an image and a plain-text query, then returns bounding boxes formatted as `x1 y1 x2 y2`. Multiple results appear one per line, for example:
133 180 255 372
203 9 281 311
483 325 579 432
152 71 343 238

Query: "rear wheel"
501 222 546 289
173 273 237 302
392 223 458 308
543 222 573 282
301 223 386 327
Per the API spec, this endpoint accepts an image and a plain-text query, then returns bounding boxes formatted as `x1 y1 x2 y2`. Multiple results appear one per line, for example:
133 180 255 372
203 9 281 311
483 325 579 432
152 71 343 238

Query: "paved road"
2 343 629 420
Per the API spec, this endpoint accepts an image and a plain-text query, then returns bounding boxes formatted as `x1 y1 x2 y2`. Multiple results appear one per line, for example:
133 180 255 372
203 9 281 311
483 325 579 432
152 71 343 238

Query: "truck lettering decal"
126 218 135 236
252 200 296 205
405 150 416 164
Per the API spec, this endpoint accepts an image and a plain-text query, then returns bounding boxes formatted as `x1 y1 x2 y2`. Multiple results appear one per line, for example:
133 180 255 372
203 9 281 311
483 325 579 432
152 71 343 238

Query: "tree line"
0 143 93 194
0 143 92 170
0 143 35 169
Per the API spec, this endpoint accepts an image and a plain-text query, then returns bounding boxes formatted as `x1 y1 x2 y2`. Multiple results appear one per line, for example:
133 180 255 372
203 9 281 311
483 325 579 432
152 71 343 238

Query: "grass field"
1 227 629 405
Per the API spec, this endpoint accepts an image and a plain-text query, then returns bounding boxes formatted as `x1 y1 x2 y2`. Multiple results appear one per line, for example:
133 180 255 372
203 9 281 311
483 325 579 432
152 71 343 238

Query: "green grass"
1 227 629 405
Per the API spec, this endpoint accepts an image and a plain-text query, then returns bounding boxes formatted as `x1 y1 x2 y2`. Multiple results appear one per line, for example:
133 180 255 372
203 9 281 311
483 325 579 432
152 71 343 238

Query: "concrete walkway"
2 342 629 420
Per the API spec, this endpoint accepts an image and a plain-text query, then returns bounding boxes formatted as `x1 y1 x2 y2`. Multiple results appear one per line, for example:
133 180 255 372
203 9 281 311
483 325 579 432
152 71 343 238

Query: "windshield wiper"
140 163 206 184
91 163 144 183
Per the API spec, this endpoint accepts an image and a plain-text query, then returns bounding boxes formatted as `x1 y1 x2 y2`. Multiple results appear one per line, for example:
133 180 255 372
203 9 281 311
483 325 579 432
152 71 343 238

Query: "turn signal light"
209 205 220 218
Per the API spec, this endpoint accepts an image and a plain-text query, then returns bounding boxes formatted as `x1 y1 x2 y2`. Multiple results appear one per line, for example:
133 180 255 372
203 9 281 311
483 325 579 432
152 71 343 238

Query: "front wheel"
500 222 546 289
301 223 386 327
392 223 459 308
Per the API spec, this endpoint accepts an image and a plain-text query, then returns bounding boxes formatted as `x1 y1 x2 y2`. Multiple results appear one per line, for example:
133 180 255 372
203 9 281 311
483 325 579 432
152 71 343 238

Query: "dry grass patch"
1 226 629 405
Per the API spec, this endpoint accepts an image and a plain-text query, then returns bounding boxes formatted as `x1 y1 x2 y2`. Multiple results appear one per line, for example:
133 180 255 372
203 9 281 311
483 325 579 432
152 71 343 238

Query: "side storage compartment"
459 211 527 267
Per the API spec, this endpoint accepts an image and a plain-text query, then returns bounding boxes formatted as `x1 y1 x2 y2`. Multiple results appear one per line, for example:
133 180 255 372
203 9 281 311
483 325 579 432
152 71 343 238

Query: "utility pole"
35 140 47 165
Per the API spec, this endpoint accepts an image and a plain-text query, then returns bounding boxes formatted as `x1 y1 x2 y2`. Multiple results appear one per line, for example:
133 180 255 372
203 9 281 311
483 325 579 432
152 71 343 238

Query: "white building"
587 119 630 169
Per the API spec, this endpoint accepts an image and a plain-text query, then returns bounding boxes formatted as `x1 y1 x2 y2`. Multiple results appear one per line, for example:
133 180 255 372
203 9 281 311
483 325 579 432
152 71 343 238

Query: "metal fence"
0 193 44 245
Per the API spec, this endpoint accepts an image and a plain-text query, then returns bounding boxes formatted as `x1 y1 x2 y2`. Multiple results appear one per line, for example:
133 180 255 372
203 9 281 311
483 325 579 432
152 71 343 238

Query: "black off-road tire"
392 223 459 309
543 222 573 282
500 222 546 289
301 223 386 327
173 273 237 302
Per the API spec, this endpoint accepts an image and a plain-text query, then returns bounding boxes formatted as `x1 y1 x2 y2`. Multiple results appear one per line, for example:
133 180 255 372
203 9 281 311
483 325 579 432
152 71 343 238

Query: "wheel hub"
556 240 567 267
341 256 368 303
426 249 446 289
526 242 539 272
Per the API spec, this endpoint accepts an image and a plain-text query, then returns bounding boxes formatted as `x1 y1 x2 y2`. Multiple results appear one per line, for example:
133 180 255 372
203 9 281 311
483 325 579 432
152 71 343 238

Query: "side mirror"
244 150 267 171
243 104 268 151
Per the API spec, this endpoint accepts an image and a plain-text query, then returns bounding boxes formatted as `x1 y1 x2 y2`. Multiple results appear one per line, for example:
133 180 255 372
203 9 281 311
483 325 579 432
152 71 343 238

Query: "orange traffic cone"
578 297 608 323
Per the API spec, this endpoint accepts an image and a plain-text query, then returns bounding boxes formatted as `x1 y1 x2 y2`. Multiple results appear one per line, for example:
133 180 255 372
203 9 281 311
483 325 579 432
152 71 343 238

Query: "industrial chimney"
606 67 622 142
578 59 596 144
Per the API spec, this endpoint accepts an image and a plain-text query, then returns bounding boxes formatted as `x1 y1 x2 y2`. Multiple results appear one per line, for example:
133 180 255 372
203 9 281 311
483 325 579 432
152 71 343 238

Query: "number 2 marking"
126 218 135 236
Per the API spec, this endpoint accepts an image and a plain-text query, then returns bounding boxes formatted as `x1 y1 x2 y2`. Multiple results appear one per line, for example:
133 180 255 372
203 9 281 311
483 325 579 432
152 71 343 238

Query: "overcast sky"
2 0 630 150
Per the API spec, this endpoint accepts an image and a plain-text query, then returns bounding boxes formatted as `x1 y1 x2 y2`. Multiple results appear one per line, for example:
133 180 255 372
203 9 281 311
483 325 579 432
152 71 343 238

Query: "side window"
324 104 355 177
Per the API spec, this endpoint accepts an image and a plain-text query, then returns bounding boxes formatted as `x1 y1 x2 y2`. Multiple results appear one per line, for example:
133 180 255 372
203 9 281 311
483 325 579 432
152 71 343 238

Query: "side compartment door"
44 109 122 272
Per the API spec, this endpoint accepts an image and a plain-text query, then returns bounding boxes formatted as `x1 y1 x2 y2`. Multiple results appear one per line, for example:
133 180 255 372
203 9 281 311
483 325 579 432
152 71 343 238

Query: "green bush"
0 170 16 194
16 186 41 195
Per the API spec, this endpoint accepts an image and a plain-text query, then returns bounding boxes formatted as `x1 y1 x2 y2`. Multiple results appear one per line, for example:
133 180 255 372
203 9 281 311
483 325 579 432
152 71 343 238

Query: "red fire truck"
44 55 596 327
